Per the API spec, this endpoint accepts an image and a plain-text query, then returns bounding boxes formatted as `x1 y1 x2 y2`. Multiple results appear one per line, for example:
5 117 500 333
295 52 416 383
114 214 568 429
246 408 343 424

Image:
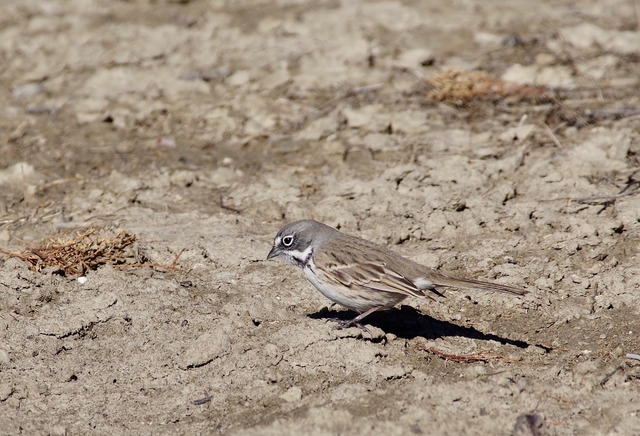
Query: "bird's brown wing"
332 261 429 297
313 241 441 300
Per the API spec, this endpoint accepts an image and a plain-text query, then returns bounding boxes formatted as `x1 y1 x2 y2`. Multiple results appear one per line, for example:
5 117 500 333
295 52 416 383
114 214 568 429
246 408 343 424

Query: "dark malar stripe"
290 247 313 269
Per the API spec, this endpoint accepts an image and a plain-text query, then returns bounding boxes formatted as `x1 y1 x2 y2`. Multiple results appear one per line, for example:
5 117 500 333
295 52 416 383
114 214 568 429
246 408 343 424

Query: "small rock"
0 162 40 187
513 413 545 436
298 116 336 140
560 23 640 55
411 370 430 381
156 136 177 148
208 167 239 187
502 64 574 88
12 83 45 98
395 48 434 68
525 345 548 356
0 383 13 401
51 425 67 436
473 32 504 48
379 365 407 380
574 360 597 376
280 386 302 403
499 124 536 143
169 170 198 187
227 70 251 86
342 104 385 129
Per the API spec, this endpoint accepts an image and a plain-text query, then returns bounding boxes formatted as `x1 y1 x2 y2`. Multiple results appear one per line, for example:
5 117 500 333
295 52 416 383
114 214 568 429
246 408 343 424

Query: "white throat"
284 245 313 269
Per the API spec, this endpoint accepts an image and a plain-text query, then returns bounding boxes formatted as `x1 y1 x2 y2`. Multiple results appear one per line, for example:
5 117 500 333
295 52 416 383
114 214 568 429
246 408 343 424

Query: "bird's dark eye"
282 235 294 247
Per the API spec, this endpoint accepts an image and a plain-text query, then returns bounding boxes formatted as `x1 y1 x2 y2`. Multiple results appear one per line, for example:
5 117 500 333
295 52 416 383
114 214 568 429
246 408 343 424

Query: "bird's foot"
336 318 372 336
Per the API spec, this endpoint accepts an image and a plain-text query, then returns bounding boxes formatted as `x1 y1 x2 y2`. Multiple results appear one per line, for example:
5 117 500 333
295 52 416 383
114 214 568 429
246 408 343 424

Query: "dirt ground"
1 0 640 434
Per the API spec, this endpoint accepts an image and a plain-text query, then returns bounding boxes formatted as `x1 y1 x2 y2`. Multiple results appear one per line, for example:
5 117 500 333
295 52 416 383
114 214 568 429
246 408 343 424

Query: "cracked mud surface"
1 1 640 434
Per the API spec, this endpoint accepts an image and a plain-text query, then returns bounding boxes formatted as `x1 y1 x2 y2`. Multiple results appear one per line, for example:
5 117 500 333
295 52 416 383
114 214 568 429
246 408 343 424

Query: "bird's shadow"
308 305 530 348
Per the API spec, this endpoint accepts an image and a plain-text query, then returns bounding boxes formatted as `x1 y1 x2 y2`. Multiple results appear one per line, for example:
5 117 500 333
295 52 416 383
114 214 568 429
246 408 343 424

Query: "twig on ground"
543 123 563 148
192 395 213 405
417 345 514 363
600 363 626 387
571 189 640 206
171 248 186 268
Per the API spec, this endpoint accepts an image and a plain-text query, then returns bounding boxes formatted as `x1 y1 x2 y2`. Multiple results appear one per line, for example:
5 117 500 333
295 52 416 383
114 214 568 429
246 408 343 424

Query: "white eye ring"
282 235 294 247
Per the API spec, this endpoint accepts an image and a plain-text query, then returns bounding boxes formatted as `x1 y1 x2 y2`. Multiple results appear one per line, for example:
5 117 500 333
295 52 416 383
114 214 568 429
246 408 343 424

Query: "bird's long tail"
429 271 528 296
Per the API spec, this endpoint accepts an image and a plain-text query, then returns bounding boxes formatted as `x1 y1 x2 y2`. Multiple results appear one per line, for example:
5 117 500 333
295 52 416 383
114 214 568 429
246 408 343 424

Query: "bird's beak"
266 245 279 260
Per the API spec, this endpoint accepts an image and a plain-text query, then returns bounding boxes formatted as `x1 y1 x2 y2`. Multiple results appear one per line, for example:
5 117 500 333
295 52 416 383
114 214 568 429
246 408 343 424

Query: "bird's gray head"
267 220 338 268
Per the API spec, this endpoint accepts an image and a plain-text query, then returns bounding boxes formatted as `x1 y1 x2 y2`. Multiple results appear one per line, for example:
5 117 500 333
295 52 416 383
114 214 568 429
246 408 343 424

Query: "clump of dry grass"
428 70 498 103
427 69 546 104
0 228 137 276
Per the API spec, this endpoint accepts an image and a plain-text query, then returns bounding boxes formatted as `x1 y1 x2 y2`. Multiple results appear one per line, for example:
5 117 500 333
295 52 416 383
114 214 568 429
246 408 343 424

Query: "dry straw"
0 228 137 276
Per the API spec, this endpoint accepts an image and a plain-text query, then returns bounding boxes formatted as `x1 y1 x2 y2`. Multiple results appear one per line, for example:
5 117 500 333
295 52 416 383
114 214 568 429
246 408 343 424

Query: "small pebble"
280 386 302 403
12 83 44 98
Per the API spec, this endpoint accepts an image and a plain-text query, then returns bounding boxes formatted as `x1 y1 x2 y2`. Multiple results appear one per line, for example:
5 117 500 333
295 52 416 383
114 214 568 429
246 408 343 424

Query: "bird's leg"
337 306 382 334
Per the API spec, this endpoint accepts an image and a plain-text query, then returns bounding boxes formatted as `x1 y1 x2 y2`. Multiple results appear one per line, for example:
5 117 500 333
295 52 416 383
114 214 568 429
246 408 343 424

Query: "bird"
267 219 527 330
